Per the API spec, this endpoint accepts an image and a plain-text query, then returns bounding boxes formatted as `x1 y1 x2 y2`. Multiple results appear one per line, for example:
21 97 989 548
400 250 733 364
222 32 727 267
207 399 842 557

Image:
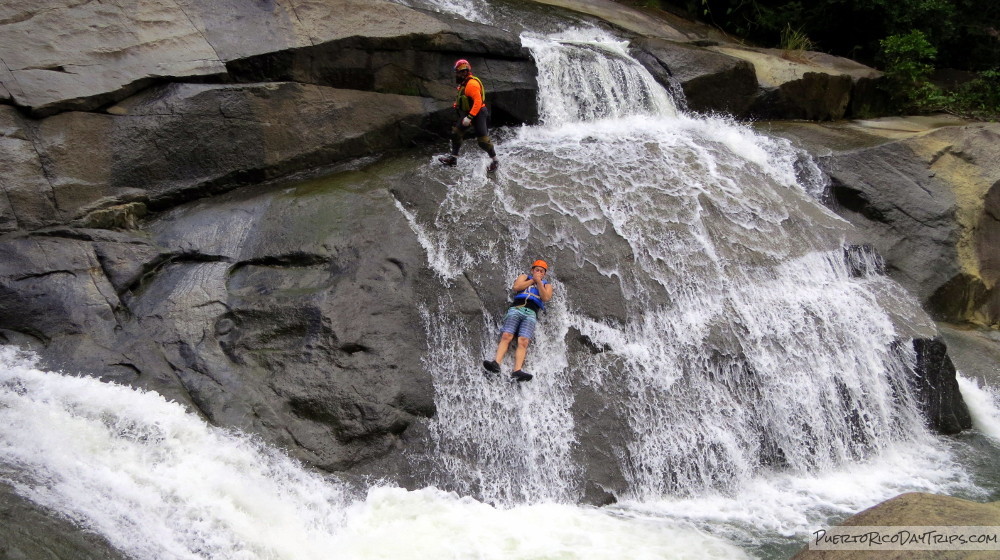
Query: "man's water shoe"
511 370 533 382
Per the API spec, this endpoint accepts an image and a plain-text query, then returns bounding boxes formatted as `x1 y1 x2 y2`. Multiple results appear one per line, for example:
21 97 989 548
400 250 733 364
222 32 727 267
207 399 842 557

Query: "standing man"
483 260 553 382
438 59 500 173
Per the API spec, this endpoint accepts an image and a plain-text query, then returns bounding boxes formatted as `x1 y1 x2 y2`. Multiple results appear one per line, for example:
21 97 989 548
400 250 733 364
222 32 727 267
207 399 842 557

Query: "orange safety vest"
454 76 486 117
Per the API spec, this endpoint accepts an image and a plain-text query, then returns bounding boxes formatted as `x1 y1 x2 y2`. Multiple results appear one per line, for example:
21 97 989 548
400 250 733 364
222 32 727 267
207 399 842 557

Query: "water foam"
613 436 973 540
0 347 748 559
338 486 749 560
523 30 679 124
0 347 349 560
958 374 1000 442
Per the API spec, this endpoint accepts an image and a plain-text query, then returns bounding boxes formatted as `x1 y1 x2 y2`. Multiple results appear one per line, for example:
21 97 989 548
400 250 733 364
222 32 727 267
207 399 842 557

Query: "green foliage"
684 0 1000 117
877 32 1000 118
944 70 1000 120
779 23 813 52
693 0 997 71
879 31 946 113
879 31 937 103
880 30 937 72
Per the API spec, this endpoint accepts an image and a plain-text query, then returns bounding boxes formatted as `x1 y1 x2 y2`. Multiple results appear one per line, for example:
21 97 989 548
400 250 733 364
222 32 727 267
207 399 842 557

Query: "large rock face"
0 0 226 115
1 85 447 230
711 46 883 120
0 0 534 117
765 118 1000 328
0 172 443 473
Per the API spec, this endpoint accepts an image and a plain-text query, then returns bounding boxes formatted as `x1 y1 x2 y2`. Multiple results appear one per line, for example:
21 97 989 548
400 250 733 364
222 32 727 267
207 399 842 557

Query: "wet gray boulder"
913 337 972 434
1 85 448 232
823 135 963 305
765 118 1000 328
0 482 128 560
823 124 1000 327
632 37 758 116
0 0 537 119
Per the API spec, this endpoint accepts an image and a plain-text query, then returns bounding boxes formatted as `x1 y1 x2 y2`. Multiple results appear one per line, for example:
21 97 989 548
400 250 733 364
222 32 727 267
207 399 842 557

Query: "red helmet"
532 260 548 271
453 59 472 73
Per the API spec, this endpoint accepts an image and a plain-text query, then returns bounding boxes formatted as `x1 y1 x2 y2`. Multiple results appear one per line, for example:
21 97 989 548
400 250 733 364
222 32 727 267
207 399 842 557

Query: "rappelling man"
483 260 553 382
438 59 500 173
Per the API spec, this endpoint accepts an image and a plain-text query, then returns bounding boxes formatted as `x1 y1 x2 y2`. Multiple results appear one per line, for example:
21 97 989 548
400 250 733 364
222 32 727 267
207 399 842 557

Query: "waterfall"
1 23 994 560
413 30 942 505
522 29 678 124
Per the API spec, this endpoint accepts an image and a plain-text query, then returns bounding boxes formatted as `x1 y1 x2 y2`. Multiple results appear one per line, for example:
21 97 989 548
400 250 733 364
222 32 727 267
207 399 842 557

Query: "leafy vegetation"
878 30 939 112
949 70 1000 118
662 0 1000 118
877 30 1000 118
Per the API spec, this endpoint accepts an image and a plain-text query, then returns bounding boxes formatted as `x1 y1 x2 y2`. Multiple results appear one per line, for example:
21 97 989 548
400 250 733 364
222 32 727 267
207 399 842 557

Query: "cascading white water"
959 375 1000 442
419 290 578 504
0 347 351 560
394 0 492 24
410 28 953 509
522 30 678 124
0 347 750 559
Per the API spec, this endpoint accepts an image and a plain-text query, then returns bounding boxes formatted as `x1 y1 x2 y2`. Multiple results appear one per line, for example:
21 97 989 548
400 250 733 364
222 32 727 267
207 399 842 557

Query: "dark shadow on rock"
912 337 973 434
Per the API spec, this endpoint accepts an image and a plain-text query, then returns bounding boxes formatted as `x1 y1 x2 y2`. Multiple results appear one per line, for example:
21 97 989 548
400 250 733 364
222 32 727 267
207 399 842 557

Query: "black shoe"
487 159 499 173
483 360 500 374
511 370 533 382
438 155 457 166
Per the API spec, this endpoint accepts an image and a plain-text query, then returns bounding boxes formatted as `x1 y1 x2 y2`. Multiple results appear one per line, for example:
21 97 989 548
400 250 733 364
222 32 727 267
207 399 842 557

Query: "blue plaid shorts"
501 306 537 340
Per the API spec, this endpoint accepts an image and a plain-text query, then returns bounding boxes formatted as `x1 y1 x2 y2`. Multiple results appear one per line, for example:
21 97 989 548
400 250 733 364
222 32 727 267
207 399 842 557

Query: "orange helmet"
532 259 548 271
453 59 472 73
